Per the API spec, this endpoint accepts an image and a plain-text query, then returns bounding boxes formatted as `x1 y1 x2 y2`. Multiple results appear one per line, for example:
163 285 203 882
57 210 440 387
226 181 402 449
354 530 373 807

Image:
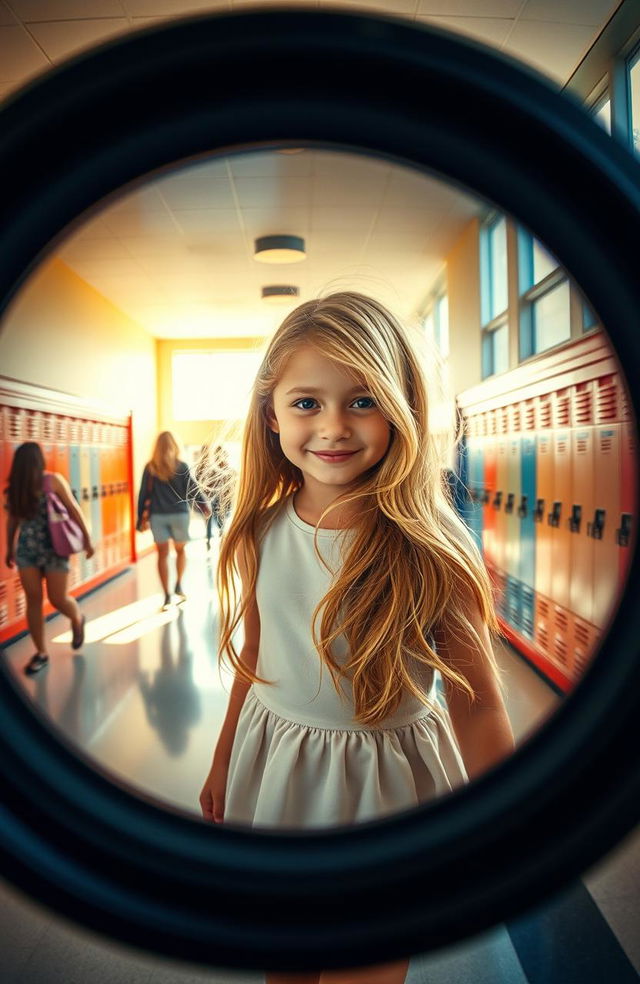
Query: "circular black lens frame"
0 8 639 973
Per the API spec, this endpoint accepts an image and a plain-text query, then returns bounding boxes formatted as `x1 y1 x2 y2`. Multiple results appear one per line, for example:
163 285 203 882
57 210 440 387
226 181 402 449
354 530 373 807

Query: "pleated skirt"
224 688 467 829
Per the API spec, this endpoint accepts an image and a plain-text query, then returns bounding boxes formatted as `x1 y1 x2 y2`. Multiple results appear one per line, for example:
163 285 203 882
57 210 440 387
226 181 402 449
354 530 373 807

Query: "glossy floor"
1 537 638 982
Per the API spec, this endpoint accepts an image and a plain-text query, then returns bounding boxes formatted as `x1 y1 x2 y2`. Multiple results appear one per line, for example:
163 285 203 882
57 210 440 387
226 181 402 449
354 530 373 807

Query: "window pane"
436 294 450 358
532 239 558 284
533 280 571 354
594 98 611 134
173 350 263 420
489 216 508 318
630 48 640 156
493 323 509 374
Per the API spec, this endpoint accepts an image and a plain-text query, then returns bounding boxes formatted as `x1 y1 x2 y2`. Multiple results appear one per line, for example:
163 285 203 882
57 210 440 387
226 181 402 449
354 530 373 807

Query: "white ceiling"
0 0 622 339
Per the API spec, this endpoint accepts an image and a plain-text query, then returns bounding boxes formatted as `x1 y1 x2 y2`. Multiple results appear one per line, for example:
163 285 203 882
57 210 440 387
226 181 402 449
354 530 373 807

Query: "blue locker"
69 445 82 505
519 435 537 589
90 446 102 544
466 438 484 550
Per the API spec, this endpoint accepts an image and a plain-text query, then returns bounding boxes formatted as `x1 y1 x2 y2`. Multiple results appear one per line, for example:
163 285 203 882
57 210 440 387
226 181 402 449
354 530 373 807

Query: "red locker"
534 393 554 601
592 376 622 630
569 381 595 625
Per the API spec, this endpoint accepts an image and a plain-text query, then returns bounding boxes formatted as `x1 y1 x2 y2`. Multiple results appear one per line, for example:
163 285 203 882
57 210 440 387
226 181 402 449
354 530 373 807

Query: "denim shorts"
149 512 190 544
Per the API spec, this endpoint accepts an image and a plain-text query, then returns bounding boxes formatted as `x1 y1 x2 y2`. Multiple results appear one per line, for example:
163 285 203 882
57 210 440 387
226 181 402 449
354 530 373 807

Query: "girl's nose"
320 410 351 441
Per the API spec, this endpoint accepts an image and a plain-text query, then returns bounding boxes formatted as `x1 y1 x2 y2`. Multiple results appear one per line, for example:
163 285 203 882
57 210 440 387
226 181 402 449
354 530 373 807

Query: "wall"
446 216 482 398
156 336 267 453
0 256 157 497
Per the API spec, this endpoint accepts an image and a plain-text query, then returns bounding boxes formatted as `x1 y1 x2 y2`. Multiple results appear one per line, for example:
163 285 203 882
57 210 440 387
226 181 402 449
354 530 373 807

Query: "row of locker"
457 336 637 690
0 387 134 643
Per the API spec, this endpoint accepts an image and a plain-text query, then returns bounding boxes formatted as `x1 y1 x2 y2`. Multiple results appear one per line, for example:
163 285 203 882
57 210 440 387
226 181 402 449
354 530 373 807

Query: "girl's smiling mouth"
310 450 359 462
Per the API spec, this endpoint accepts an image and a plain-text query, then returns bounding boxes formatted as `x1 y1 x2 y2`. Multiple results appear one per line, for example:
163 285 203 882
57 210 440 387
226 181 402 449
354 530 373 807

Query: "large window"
172 349 263 421
629 44 640 156
480 214 509 378
518 231 570 359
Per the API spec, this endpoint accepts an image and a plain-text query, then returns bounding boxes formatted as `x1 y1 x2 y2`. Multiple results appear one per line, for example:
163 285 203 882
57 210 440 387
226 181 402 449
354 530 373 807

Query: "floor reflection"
2 533 559 818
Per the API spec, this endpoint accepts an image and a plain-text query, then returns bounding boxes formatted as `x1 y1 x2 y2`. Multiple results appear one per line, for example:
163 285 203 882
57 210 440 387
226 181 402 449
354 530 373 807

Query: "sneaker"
71 614 86 651
25 652 49 675
161 593 172 611
174 583 187 602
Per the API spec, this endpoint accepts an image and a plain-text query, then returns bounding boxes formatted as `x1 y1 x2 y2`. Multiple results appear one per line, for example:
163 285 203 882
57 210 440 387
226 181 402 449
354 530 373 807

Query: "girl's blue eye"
293 398 317 410
351 396 376 409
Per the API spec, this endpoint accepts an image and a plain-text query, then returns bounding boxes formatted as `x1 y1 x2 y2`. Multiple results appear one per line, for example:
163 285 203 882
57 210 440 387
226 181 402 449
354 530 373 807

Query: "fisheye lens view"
1 2 639 983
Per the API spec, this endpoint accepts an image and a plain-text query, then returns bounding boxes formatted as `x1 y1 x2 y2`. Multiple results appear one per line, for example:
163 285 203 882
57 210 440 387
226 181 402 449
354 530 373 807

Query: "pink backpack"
44 474 84 558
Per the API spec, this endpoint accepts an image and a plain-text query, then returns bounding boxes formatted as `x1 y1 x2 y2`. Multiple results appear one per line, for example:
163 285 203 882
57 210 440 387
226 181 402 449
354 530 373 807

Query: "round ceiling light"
254 234 306 263
261 285 300 305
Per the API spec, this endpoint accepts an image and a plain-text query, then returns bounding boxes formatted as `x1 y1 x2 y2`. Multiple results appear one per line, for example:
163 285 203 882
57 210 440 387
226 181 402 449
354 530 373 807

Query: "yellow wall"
156 336 266 451
0 256 158 492
446 217 482 397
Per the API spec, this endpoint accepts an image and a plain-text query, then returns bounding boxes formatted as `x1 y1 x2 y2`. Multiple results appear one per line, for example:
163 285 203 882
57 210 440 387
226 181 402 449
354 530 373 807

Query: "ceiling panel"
0 0 622 340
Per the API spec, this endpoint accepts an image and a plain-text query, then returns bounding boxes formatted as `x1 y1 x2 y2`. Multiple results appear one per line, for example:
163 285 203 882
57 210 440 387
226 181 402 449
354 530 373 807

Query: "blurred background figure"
196 443 236 551
4 441 94 675
137 431 210 610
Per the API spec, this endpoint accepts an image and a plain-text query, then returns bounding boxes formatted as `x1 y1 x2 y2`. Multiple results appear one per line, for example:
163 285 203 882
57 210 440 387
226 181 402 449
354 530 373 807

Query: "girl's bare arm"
50 473 95 555
5 514 19 566
436 585 515 780
199 549 261 823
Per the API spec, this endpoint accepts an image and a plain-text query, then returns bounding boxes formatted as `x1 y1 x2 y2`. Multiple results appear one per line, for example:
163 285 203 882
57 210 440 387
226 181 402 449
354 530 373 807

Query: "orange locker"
618 390 637 589
569 381 595 625
551 603 574 676
534 593 553 661
571 617 599 680
549 388 572 612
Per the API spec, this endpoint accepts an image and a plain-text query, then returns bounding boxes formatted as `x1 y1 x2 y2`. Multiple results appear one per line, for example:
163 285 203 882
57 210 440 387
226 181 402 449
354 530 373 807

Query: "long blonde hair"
148 431 180 482
218 292 499 725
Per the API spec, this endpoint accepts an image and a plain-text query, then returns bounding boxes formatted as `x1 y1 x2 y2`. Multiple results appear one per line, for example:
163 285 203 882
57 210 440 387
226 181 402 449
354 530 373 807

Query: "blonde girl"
5 441 94 675
199 292 514 984
137 431 209 610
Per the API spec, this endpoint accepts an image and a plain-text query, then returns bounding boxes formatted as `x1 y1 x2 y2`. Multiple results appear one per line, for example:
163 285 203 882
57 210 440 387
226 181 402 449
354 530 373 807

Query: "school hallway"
1 534 638 984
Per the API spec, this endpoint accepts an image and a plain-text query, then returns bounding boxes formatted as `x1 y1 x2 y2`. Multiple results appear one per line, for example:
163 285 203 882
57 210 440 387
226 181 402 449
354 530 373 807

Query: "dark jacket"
136 462 207 524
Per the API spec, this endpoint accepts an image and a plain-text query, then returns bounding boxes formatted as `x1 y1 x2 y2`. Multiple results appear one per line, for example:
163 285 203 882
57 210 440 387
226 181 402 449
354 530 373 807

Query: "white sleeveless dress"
224 496 467 829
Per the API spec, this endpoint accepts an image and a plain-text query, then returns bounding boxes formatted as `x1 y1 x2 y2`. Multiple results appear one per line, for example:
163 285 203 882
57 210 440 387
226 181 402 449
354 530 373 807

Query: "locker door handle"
504 493 515 514
101 485 107 497
517 494 528 519
81 487 90 501
533 498 545 523
482 489 490 504
568 504 582 533
616 513 632 547
92 486 99 499
492 491 503 510
72 488 79 501
587 508 606 540
548 501 562 527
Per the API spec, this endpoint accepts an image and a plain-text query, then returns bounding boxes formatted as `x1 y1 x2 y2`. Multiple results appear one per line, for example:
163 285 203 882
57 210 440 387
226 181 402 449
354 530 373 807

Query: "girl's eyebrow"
285 384 367 396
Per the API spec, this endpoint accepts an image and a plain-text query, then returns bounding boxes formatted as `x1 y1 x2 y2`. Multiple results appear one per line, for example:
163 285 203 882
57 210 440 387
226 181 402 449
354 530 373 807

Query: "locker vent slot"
56 417 67 442
537 397 552 429
573 622 591 677
596 377 618 422
524 402 536 430
69 419 80 442
574 386 593 425
498 407 509 434
555 393 571 427
554 635 568 666
576 436 589 454
537 623 549 651
510 404 522 433
556 436 568 455
25 413 41 441
488 412 497 435
0 582 7 627
555 609 568 632
538 598 550 619
9 408 22 441
599 434 613 454
42 415 55 442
